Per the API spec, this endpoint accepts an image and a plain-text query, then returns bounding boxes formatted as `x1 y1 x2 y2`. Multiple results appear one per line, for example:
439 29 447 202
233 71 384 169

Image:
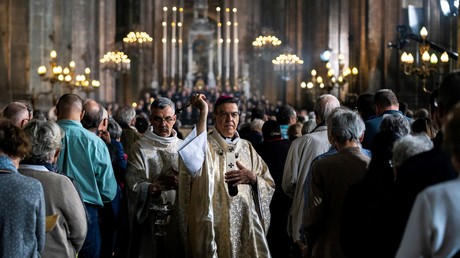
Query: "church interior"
0 0 458 113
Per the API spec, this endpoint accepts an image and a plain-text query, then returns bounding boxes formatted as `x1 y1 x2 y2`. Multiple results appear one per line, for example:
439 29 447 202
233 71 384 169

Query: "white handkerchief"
179 127 207 177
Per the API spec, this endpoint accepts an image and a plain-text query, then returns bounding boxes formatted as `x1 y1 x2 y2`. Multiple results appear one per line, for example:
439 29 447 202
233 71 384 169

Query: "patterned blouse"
0 155 46 258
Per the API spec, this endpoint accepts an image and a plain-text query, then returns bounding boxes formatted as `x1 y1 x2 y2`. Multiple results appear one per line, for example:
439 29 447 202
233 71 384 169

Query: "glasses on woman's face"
216 112 240 119
152 116 175 124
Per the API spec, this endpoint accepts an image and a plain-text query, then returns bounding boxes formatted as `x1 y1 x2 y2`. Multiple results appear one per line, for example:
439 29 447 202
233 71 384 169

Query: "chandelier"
252 28 282 60
400 27 449 93
123 31 153 49
75 67 100 94
36 50 101 105
100 51 131 74
252 35 282 48
37 50 64 87
301 50 358 101
272 49 303 81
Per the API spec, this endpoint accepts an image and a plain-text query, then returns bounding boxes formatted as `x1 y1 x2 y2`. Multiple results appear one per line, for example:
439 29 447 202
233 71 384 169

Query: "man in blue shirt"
362 89 411 149
56 93 117 258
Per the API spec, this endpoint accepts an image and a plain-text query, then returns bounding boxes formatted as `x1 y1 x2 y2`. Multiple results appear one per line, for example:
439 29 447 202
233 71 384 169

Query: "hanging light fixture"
100 51 131 73
123 30 153 49
272 47 303 81
252 27 282 60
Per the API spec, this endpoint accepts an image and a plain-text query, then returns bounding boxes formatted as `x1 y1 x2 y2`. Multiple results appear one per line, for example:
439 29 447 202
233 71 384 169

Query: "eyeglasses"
216 112 240 118
152 116 175 124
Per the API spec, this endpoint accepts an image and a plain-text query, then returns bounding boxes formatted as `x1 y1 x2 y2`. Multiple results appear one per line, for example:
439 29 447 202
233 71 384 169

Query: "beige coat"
19 165 87 258
282 125 331 241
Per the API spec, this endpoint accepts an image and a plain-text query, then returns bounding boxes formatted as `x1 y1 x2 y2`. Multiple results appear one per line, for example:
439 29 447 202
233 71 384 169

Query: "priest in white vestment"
126 97 185 258
179 94 275 258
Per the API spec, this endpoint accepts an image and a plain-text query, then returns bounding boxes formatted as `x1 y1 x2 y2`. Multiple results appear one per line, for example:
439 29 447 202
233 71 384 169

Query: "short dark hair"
276 105 296 125
356 93 376 121
135 115 150 134
374 89 398 108
214 95 239 113
251 106 266 121
56 94 83 117
262 120 282 140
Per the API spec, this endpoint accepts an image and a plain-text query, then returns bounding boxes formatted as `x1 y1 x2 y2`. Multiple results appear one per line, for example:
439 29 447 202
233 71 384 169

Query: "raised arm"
190 93 208 135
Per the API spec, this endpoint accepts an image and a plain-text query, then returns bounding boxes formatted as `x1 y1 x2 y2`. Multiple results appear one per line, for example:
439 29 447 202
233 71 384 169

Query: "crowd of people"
1 71 460 258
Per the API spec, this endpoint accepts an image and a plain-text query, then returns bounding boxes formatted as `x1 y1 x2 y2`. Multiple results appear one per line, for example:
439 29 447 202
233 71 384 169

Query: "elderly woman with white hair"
19 119 87 258
303 107 371 257
392 133 434 174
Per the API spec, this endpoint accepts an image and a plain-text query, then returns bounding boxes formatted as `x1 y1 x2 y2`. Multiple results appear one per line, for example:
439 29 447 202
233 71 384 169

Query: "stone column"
8 0 30 102
185 34 194 88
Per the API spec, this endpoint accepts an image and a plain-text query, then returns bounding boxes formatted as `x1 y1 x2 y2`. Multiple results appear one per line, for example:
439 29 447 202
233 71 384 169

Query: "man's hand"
190 93 208 135
157 173 179 190
99 130 111 144
148 182 162 197
190 93 208 112
225 161 257 186
149 169 179 197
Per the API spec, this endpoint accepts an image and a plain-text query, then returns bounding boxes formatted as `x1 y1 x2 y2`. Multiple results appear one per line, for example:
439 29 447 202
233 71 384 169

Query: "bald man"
2 101 30 127
55 93 117 258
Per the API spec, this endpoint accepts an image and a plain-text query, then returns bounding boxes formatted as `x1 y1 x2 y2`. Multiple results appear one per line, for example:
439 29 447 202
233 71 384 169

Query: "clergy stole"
226 145 239 196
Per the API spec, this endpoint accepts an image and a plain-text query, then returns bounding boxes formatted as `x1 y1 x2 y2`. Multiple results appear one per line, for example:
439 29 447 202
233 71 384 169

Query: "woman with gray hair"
19 119 87 258
303 107 370 257
114 104 140 154
392 133 433 172
379 113 411 138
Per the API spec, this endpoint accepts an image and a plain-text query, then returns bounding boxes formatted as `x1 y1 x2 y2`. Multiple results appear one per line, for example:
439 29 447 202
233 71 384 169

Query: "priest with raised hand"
179 94 275 258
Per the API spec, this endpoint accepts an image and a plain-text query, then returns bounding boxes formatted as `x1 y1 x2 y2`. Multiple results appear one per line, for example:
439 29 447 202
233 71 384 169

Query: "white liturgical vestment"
126 129 185 257
179 129 275 258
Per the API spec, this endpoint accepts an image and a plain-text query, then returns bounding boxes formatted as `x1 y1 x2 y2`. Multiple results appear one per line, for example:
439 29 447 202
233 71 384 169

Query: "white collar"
18 164 49 172
144 128 178 145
